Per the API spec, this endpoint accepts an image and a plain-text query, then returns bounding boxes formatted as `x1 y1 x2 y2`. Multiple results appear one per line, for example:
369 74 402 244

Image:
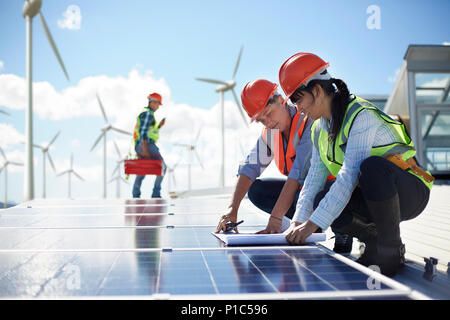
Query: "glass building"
384 45 450 179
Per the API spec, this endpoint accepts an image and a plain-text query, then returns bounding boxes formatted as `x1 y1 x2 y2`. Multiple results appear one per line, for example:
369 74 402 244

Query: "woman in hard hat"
279 53 433 276
215 79 337 238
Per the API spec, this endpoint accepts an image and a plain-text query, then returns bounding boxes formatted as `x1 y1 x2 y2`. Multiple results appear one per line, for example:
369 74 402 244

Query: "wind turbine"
0 109 10 116
90 93 131 198
166 159 181 194
33 131 60 198
196 46 248 188
109 141 128 198
22 0 70 201
0 147 24 208
174 128 204 191
56 154 83 198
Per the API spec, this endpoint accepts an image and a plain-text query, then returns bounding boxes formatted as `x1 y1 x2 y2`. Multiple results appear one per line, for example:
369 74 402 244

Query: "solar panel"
0 197 420 300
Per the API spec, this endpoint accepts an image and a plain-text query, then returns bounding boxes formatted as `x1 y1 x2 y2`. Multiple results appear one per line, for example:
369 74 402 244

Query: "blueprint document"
212 232 326 246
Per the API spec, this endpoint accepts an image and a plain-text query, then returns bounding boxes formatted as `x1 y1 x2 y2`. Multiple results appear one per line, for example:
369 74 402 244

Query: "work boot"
366 193 405 277
333 214 378 266
332 232 353 254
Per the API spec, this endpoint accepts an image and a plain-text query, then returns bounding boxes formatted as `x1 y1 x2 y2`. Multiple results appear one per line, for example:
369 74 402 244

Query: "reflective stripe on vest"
311 96 433 190
133 108 160 144
261 112 308 176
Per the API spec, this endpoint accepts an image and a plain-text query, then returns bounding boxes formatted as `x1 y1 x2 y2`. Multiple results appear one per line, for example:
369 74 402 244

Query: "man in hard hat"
215 79 334 236
132 92 167 198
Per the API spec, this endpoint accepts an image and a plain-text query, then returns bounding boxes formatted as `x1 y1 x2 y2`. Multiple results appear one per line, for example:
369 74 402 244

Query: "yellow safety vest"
133 107 160 144
311 95 433 190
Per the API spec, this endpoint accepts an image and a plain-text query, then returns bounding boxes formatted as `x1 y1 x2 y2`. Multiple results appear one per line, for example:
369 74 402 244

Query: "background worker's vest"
311 95 433 190
261 112 308 176
133 108 160 144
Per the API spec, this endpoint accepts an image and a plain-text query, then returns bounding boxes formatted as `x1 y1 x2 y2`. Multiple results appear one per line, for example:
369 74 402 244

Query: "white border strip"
0 289 412 300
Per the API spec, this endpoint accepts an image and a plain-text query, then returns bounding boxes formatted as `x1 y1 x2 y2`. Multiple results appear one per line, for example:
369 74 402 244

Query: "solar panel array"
0 196 421 299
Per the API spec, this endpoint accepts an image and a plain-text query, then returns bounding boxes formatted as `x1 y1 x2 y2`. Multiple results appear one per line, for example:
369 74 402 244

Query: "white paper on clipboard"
212 232 326 246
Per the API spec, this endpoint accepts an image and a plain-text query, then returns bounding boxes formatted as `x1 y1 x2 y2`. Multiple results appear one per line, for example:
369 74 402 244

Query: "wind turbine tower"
90 93 131 198
22 0 70 201
196 46 248 188
33 131 60 198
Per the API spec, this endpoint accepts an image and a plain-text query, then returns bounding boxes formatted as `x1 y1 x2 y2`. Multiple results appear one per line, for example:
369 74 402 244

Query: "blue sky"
0 0 449 203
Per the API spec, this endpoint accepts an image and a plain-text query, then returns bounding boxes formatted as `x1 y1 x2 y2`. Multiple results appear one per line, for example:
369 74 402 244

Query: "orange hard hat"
147 92 163 105
279 53 330 102
241 79 279 122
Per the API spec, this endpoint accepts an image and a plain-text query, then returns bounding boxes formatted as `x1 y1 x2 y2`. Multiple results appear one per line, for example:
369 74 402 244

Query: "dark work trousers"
313 156 430 231
247 178 301 219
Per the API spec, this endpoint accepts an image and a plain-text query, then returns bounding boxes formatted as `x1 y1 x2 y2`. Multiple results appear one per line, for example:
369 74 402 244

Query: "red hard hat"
147 92 163 105
241 79 278 122
279 53 330 102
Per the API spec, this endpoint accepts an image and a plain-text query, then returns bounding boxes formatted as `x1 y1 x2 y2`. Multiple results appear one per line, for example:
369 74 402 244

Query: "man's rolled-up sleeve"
237 136 273 181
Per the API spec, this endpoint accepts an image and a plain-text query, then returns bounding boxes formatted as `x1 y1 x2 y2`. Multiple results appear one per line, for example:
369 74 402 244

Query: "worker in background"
279 53 433 276
132 92 167 198
215 79 336 237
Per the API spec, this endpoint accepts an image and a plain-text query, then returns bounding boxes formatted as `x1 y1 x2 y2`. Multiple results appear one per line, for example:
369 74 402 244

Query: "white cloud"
388 68 401 83
0 68 281 195
58 5 82 30
0 124 25 149
0 60 4 71
442 42 450 46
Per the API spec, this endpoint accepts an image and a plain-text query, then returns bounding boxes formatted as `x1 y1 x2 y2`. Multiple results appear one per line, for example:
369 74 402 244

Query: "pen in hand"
225 220 244 233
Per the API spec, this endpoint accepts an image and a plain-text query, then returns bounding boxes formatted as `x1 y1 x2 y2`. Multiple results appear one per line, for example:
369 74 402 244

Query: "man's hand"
158 118 166 129
284 220 319 245
256 215 283 234
215 209 238 233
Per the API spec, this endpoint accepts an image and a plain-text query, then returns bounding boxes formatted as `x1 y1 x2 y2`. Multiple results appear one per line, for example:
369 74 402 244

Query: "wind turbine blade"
173 143 190 148
0 109 10 116
0 146 7 161
56 170 69 177
48 130 61 147
113 140 121 158
90 132 105 151
108 176 116 184
120 177 129 184
111 163 119 176
194 127 202 144
38 12 70 81
33 143 43 149
173 158 182 169
96 92 109 123
195 78 227 85
47 152 57 172
70 154 73 169
172 173 177 187
194 150 204 170
232 46 243 79
232 88 249 127
111 126 132 136
73 171 84 181
10 161 24 166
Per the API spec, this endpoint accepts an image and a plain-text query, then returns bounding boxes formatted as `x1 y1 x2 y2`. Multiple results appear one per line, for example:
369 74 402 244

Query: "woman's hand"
284 220 319 245
215 208 238 233
256 215 283 234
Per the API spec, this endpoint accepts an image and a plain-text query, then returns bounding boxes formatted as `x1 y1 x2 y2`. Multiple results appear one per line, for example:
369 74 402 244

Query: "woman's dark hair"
291 77 350 142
